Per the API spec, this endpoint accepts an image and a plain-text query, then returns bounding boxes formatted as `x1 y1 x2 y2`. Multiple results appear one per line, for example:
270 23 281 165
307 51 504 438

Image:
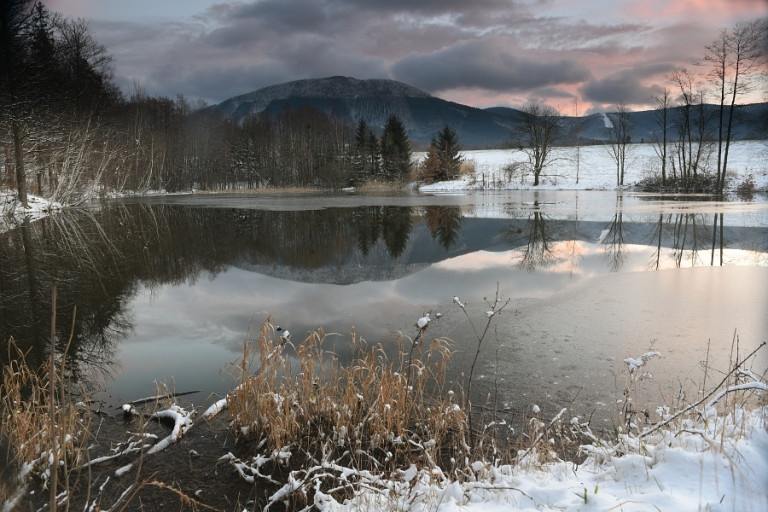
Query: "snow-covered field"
418 140 768 193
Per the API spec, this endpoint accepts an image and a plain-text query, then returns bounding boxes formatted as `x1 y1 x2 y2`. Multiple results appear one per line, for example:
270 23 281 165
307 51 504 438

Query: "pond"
1 190 766 429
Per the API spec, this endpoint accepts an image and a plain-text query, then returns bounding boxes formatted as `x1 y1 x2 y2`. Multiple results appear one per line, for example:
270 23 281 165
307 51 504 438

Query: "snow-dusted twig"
640 341 766 438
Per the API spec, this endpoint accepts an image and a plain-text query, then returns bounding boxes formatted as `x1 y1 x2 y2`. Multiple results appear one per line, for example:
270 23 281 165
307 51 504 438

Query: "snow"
623 351 662 372
312 407 768 512
0 192 61 234
1 140 766 510
417 141 768 193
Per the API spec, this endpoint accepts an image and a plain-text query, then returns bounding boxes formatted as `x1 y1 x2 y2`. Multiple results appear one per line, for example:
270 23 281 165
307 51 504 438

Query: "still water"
1 190 766 427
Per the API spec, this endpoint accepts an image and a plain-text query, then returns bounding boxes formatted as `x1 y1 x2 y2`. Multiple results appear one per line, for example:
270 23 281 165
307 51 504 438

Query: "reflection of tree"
381 207 412 259
505 201 555 271
352 207 382 256
648 212 720 269
671 213 709 267
424 206 463 250
710 212 724 266
651 213 665 270
1 203 423 390
601 196 627 272
351 206 415 259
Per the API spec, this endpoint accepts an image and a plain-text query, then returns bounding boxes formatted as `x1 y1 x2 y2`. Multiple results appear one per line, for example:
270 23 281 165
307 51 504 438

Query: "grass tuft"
1 337 92 505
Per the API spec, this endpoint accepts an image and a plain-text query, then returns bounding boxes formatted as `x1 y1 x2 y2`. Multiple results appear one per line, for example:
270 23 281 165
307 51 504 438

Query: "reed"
225 319 468 479
1 336 92 510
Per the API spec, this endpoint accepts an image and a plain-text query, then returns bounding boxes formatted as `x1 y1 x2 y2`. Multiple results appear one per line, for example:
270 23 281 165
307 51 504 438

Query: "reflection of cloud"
433 250 512 271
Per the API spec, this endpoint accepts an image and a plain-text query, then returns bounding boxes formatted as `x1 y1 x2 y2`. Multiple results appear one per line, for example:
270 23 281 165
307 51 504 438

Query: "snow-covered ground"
0 191 61 234
418 140 768 193
314 406 768 512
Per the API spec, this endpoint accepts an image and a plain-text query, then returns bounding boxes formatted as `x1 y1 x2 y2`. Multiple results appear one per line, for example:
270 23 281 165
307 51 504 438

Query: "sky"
42 0 767 114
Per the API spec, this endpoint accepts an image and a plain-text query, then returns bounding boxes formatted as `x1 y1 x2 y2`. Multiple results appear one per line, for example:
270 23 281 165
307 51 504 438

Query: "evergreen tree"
379 114 411 182
365 128 379 179
0 0 35 206
353 118 368 178
352 118 380 181
422 124 463 183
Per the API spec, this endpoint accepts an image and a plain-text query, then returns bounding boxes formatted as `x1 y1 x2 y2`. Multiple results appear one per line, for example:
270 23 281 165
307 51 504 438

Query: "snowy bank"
312 406 768 512
0 192 62 234
418 141 768 193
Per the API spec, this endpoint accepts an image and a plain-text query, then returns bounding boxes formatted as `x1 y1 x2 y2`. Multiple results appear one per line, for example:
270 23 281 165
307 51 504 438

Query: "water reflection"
601 195 627 272
425 206 463 250
1 194 766 403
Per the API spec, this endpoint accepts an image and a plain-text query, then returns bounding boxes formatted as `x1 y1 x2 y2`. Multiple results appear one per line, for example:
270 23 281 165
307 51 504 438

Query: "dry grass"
1 337 92 504
459 159 476 176
225 319 468 476
354 180 407 193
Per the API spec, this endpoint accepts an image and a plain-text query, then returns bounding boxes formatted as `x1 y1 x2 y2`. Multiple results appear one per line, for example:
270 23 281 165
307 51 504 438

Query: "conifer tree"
380 114 411 183
422 124 463 183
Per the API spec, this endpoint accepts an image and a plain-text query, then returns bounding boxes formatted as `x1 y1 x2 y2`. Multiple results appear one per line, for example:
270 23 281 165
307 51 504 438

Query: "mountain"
214 76 515 147
488 103 768 145
213 76 768 148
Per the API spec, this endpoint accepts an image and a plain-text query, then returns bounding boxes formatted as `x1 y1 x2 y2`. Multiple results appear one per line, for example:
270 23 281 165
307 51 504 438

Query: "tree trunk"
12 120 29 207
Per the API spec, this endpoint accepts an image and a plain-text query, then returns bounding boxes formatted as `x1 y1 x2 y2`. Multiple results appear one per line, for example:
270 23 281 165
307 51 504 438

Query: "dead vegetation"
1 294 766 511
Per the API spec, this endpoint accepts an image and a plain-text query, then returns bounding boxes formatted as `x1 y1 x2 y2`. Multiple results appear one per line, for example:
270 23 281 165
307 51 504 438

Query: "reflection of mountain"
2 201 766 377
233 215 768 284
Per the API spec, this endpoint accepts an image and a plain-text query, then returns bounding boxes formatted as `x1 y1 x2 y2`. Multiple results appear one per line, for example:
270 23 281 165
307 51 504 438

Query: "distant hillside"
214 76 514 147
488 103 768 145
214 76 768 148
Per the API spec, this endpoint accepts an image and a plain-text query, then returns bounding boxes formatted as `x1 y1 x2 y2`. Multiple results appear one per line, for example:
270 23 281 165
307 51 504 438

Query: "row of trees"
1 0 120 207
1 1 419 206
512 19 765 192
351 116 412 184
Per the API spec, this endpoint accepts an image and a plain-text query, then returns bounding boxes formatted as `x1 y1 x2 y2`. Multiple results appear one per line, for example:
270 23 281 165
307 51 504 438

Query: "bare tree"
651 89 672 186
605 103 633 186
515 103 560 186
669 67 712 190
705 20 766 194
0 0 36 207
571 97 584 184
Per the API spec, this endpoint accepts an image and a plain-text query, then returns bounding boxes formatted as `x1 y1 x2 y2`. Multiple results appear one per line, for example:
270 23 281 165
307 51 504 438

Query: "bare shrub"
459 159 476 176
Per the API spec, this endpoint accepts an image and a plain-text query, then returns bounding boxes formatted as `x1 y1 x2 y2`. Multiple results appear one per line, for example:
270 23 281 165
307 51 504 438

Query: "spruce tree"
380 114 411 183
421 124 463 183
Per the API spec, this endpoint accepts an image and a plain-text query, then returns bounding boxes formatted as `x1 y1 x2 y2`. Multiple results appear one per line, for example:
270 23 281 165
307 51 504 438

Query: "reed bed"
225 319 469 479
1 297 765 511
1 337 92 510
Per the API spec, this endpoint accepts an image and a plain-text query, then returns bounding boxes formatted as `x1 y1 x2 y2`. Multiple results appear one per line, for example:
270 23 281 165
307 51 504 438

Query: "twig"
516 407 568 463
640 341 766 438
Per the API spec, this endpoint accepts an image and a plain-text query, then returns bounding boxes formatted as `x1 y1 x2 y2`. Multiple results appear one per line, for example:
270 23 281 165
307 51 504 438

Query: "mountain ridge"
213 76 768 148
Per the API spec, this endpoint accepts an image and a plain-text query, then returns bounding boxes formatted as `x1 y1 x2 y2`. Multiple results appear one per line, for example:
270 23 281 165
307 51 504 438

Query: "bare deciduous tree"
705 20 767 194
605 103 633 186
651 89 672 186
515 103 560 186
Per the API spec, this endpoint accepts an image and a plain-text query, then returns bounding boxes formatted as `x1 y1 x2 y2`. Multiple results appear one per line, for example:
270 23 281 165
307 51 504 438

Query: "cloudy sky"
42 0 767 113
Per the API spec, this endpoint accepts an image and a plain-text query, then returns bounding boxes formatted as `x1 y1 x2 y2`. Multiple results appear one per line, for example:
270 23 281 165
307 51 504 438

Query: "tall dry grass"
1 337 92 508
225 319 468 474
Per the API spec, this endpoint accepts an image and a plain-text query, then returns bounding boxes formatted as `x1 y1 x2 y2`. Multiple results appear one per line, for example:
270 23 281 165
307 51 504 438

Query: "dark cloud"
580 69 666 106
46 0 767 109
392 39 592 93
